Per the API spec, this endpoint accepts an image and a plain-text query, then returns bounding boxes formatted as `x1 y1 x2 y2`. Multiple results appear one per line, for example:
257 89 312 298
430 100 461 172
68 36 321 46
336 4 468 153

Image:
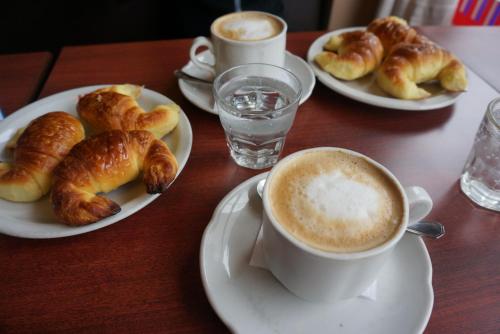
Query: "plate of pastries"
307 16 468 110
0 84 192 238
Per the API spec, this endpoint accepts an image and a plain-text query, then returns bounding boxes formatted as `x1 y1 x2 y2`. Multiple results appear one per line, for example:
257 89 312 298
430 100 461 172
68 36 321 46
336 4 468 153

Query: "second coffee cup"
189 11 287 77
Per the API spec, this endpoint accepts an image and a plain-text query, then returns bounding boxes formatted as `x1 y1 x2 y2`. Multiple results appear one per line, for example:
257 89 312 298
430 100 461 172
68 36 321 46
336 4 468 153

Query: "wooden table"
0 52 53 117
1 30 499 333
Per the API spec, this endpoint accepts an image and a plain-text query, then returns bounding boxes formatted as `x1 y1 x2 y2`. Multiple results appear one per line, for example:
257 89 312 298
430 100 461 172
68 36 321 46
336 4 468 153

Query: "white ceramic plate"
307 27 463 111
178 50 316 114
0 85 192 238
200 173 434 334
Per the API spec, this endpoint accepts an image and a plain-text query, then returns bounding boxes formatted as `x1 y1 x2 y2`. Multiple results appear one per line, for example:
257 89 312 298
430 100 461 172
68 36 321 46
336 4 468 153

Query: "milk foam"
268 150 404 253
305 171 381 223
222 19 274 40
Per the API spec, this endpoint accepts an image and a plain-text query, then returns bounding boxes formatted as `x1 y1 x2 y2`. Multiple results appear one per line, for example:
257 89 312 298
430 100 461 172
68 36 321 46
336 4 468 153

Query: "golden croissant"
77 84 180 138
315 31 383 80
51 130 178 226
0 112 84 202
367 16 430 55
376 43 468 99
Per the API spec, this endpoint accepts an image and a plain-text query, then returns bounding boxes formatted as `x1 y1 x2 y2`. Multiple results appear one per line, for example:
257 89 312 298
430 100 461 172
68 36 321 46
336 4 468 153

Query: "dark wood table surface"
0 52 53 117
416 26 500 92
1 30 499 333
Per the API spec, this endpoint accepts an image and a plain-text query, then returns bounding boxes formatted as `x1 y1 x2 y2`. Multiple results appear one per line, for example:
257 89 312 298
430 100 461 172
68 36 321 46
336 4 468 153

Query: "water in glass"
217 76 298 169
460 101 500 211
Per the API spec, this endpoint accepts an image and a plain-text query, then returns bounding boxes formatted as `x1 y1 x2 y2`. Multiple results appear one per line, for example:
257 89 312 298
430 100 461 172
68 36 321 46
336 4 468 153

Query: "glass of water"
460 97 500 211
213 63 302 169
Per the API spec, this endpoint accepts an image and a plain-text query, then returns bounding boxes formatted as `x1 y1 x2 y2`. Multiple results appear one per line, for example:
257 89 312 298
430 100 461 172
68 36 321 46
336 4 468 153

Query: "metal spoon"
174 70 213 84
255 179 445 239
406 221 445 239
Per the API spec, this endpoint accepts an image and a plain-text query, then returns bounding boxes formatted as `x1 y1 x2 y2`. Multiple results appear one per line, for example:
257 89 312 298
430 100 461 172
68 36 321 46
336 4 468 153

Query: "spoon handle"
406 221 445 239
174 70 213 84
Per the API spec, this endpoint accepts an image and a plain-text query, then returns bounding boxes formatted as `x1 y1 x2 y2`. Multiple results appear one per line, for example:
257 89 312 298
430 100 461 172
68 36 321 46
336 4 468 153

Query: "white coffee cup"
262 147 433 303
189 11 287 77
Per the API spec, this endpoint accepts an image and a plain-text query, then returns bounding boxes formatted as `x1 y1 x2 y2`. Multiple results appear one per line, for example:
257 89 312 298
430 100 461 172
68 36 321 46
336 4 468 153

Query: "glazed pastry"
77 84 180 138
0 112 85 202
315 31 383 80
51 130 178 226
376 42 468 99
367 16 430 56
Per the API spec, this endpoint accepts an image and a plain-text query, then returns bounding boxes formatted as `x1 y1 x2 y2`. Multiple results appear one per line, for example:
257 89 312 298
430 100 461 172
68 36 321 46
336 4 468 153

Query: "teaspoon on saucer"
174 70 213 84
255 179 445 239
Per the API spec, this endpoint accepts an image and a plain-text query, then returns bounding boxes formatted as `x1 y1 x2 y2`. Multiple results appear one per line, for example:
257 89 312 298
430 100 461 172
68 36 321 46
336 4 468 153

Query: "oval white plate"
307 27 463 111
201 173 434 334
0 85 192 238
178 50 316 115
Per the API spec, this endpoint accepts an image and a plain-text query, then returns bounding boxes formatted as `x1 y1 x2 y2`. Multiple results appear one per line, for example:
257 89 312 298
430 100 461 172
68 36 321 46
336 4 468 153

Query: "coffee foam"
305 171 382 222
215 13 282 41
268 150 404 253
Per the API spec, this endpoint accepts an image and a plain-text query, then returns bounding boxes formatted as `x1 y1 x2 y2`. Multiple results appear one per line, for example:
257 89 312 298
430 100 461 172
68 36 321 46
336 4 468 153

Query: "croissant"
367 16 430 55
376 43 468 99
315 31 383 80
77 84 180 138
51 130 178 226
0 112 85 202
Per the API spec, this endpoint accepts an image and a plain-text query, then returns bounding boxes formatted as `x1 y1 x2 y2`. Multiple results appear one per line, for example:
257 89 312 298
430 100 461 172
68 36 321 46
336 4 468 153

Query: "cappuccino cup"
262 147 433 303
189 11 287 76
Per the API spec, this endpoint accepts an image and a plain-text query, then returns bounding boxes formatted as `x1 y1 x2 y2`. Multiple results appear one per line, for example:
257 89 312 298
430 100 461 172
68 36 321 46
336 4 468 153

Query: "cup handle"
404 186 433 224
189 36 216 76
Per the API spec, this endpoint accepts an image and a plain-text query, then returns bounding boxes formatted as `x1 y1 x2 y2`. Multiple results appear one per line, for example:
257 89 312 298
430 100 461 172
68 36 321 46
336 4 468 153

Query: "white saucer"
307 27 463 111
179 50 316 115
200 173 434 334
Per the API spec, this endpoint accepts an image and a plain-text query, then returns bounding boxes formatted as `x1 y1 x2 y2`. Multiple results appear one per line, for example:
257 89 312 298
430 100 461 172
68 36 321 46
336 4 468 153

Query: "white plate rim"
178 50 316 115
200 172 434 334
0 85 193 238
307 27 463 111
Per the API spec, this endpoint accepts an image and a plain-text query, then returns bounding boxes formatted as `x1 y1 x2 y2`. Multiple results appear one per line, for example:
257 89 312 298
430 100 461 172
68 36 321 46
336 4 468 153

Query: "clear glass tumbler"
460 97 500 211
213 63 302 169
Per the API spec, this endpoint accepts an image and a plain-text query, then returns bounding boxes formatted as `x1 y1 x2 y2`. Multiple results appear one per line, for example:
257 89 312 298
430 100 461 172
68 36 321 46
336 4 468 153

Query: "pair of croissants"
0 84 180 226
315 16 468 99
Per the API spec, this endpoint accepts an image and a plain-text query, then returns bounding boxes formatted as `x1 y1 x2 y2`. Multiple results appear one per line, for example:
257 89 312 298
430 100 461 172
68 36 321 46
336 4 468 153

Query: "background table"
0 52 53 116
1 30 499 333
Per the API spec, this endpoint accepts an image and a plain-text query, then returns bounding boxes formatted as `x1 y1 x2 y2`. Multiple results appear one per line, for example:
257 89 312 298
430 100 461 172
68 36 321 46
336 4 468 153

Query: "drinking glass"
213 63 302 169
460 97 500 211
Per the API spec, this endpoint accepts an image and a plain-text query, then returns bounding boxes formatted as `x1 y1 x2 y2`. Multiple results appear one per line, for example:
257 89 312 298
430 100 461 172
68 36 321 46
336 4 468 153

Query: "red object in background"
453 0 500 25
